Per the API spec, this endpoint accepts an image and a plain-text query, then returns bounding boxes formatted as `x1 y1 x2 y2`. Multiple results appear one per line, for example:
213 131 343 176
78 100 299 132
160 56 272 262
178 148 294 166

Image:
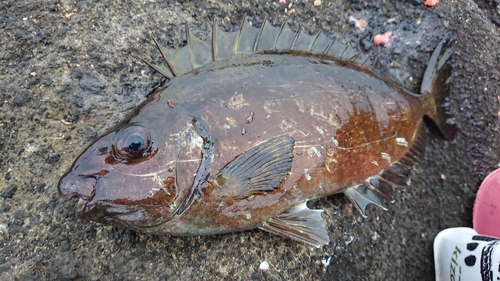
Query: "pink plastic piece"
424 0 440 7
373 32 392 46
473 168 500 237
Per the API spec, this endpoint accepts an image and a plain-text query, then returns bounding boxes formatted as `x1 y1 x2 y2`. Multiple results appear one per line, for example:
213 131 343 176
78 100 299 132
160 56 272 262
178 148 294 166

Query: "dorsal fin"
255 18 280 51
292 30 320 52
154 37 192 77
237 15 260 54
276 20 298 50
311 31 333 53
187 22 212 68
146 17 370 79
327 39 353 60
213 18 238 60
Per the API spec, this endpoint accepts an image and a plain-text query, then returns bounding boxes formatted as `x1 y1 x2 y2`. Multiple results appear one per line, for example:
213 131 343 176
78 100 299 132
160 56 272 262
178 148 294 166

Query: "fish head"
58 117 202 230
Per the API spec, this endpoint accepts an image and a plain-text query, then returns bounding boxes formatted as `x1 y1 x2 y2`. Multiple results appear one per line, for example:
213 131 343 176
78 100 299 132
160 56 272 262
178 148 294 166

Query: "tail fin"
420 36 458 140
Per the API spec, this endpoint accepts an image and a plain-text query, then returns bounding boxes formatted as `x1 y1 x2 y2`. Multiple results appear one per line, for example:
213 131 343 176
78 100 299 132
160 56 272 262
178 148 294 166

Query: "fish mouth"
58 174 96 200
77 199 165 229
76 198 90 217
76 198 102 220
59 170 169 229
58 173 98 219
75 198 117 222
63 177 113 221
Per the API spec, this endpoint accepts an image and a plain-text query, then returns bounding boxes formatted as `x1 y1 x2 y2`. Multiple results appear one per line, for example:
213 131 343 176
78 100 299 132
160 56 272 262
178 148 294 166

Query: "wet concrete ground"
1 0 499 280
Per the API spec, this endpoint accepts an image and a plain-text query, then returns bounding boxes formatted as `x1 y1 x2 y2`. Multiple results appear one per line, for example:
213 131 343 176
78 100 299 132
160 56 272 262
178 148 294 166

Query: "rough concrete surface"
1 0 499 280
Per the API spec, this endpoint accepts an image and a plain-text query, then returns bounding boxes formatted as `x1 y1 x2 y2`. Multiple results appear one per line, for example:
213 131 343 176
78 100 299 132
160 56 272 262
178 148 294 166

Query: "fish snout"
58 175 95 200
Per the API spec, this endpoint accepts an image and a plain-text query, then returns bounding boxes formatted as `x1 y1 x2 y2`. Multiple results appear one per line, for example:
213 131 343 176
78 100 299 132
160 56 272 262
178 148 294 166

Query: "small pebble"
13 89 31 106
47 153 61 163
348 16 367 32
313 0 321 7
259 261 269 270
1 184 17 198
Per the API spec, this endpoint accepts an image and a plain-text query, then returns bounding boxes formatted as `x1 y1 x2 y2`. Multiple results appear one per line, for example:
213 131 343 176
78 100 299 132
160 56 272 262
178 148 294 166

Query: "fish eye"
115 126 152 158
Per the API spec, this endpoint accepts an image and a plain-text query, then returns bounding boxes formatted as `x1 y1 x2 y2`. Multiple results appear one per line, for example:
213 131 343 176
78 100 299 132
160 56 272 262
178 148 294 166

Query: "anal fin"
366 176 396 202
343 185 387 217
346 132 426 216
260 202 330 248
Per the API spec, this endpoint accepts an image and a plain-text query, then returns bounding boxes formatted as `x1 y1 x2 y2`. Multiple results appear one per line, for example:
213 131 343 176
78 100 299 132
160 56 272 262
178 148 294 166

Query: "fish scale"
58 17 457 248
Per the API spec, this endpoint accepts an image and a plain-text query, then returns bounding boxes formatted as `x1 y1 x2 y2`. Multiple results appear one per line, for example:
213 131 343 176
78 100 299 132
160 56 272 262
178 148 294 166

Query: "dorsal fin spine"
253 18 265 52
254 18 280 52
185 22 195 69
236 16 246 53
290 29 301 50
212 18 220 61
339 44 349 58
253 20 262 52
309 31 322 52
276 20 297 50
140 55 173 79
276 20 288 48
310 31 333 54
234 15 248 54
147 17 370 79
153 37 178 77
269 20 280 50
213 22 219 61
323 37 336 55
250 19 260 52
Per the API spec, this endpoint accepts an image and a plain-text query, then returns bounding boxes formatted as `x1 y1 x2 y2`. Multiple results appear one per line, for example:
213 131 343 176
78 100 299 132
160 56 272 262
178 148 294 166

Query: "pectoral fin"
260 202 330 248
213 136 294 197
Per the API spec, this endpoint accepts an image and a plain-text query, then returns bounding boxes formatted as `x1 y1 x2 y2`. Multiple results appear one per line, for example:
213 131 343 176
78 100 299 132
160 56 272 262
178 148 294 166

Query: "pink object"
373 32 392 46
424 0 440 7
473 168 500 237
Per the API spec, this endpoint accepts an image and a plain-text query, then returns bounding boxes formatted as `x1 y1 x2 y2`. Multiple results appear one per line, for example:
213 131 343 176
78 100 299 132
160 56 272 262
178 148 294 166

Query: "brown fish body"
144 53 425 235
59 19 456 247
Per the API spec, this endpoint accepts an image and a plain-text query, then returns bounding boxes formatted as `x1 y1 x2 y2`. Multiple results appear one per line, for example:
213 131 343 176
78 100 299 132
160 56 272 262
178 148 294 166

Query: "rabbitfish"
58 18 457 247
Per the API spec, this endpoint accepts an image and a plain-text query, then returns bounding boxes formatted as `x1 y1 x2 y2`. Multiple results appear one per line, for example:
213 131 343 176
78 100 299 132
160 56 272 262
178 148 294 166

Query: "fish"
58 17 457 248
